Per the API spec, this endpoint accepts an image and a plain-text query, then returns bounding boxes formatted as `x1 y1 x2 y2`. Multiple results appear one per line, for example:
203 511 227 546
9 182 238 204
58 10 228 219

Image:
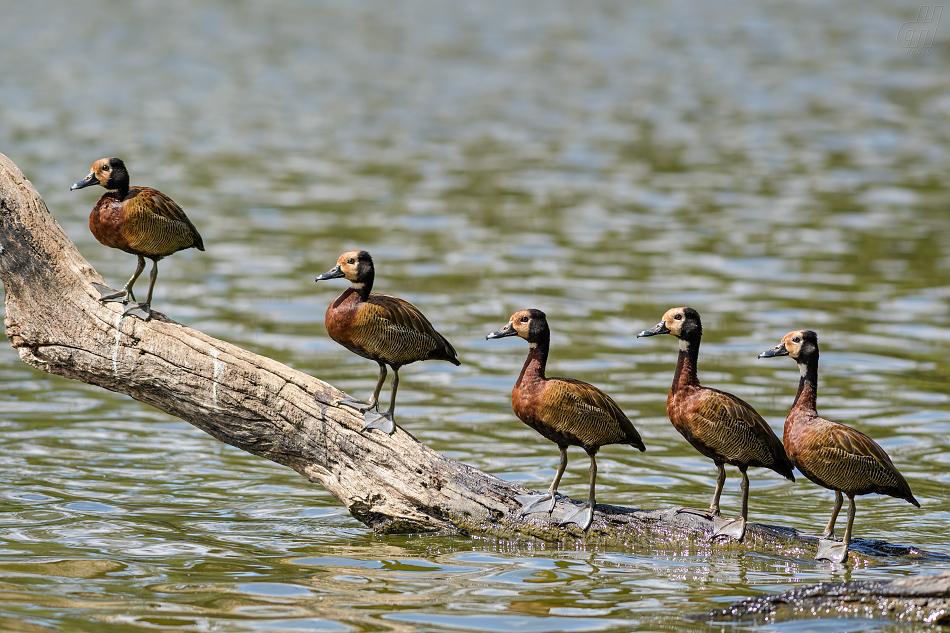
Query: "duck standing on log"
488 308 645 531
70 157 204 320
638 307 794 541
315 250 460 434
759 330 920 563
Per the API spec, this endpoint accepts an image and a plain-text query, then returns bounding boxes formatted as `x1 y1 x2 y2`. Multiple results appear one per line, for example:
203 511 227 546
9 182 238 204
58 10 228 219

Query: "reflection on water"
1 0 948 631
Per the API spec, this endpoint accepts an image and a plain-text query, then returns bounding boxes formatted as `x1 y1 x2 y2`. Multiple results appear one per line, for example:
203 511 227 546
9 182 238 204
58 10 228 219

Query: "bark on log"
0 152 936 563
709 570 950 625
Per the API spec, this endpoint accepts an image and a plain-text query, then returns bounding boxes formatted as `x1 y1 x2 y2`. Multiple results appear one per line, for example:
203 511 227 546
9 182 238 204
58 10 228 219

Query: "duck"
637 307 794 541
758 330 919 563
315 250 460 434
487 308 645 531
70 157 204 320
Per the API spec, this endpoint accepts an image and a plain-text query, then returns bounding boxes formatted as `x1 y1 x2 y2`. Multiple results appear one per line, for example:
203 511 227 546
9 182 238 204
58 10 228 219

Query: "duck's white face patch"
661 307 688 337
782 331 806 359
336 251 363 282
507 311 533 341
86 159 117 191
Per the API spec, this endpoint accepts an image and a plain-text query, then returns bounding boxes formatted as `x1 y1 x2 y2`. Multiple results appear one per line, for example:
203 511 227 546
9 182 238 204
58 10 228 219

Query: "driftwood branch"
0 152 937 569
710 570 950 625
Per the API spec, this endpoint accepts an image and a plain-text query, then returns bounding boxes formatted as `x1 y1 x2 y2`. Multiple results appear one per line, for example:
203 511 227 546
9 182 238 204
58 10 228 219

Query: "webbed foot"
561 503 594 531
515 493 556 515
339 394 371 411
362 411 395 435
122 302 151 320
93 282 128 303
816 538 849 563
712 516 746 542
675 507 714 520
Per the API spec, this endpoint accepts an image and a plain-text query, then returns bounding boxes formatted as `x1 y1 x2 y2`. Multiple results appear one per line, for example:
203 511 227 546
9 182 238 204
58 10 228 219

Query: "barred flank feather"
357 294 459 366
121 188 204 257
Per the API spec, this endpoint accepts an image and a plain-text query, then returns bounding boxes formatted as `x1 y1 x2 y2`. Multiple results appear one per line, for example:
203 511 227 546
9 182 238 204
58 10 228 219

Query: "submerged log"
0 152 934 562
709 570 950 625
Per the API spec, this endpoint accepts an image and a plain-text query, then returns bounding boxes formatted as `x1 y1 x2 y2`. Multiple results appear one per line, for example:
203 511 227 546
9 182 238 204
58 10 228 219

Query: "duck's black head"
759 329 819 364
486 308 550 347
71 157 130 193
316 250 375 289
638 306 702 341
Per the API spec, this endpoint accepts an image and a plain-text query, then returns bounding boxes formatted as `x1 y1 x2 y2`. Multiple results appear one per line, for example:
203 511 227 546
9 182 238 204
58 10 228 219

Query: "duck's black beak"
637 321 670 338
315 264 345 281
486 322 517 340
758 343 788 358
70 172 98 191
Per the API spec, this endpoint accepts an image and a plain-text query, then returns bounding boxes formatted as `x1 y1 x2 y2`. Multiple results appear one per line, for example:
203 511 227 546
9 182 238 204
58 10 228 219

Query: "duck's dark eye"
792 337 800 343
347 258 355 264
102 165 110 172
674 314 683 320
520 316 529 323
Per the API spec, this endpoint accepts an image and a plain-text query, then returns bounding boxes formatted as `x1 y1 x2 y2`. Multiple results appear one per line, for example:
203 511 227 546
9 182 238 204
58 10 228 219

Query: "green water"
1 1 948 631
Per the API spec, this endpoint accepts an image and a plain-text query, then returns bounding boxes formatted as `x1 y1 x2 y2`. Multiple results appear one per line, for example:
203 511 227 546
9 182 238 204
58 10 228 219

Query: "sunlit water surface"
0 1 948 631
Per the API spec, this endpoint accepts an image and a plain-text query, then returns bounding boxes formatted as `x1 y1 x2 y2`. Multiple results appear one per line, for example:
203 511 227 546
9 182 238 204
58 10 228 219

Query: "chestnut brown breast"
324 289 361 356
88 193 130 251
89 187 203 258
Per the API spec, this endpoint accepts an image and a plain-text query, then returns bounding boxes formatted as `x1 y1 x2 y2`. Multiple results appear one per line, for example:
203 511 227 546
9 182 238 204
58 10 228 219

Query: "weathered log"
0 152 934 561
709 570 950 625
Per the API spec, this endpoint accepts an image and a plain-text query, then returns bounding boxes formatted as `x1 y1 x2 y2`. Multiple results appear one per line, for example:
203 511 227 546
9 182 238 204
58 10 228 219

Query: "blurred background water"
1 1 948 631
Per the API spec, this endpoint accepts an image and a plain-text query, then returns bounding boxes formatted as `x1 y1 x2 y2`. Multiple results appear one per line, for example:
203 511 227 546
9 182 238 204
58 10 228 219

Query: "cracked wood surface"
710 570 950 625
0 152 937 567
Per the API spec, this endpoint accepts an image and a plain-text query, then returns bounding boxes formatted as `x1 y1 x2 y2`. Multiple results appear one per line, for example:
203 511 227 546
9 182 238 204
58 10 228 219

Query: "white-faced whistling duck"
638 307 794 541
70 158 204 320
759 330 919 563
487 309 645 531
315 250 460 435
